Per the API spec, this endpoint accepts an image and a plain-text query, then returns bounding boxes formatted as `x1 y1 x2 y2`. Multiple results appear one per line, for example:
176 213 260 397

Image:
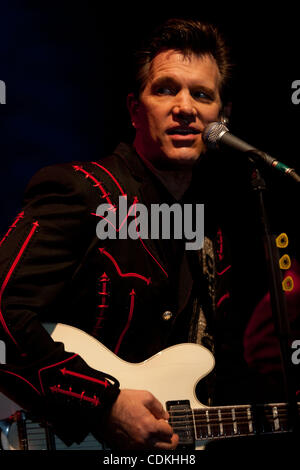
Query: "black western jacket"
0 143 234 444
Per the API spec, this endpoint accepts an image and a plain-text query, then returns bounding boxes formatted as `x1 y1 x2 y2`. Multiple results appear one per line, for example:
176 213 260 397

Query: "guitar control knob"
162 310 173 321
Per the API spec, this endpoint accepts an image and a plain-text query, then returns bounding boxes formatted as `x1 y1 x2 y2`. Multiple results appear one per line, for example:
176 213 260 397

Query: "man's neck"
134 147 193 200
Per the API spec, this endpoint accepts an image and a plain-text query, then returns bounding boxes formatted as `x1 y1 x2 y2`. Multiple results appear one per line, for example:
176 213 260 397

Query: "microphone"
203 122 300 183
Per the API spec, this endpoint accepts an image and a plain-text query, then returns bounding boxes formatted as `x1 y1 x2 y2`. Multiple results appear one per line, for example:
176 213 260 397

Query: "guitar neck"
2 401 300 451
168 402 300 446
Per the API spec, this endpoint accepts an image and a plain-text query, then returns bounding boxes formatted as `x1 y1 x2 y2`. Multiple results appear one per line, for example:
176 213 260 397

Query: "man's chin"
155 151 201 170
169 149 201 165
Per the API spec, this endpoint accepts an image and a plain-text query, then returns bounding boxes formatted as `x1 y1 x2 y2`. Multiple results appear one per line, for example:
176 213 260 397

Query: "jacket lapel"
113 143 195 311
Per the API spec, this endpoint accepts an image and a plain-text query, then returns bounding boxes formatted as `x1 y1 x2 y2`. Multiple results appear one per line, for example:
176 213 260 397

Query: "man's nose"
172 91 197 122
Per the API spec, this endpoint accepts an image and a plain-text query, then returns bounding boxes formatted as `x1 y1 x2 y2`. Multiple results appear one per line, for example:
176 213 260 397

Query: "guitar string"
169 412 295 421
168 410 294 422
169 418 290 428
166 411 293 429
169 415 291 423
21 422 292 450
168 416 291 427
169 404 299 415
23 419 289 450
24 408 294 431
20 406 298 449
24 407 295 425
168 407 298 418
25 414 291 440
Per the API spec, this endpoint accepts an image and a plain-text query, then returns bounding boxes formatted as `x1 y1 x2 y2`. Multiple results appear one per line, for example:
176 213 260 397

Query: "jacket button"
162 310 173 321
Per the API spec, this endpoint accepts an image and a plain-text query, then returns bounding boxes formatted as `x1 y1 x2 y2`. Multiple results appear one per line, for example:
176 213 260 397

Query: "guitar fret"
220 407 236 436
205 410 211 437
235 406 254 435
218 409 223 436
231 408 238 435
247 407 253 434
262 404 288 433
209 409 221 436
272 406 280 431
192 409 197 442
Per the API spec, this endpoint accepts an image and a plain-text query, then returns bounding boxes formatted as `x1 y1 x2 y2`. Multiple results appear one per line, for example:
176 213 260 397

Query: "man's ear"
127 93 140 128
219 101 232 126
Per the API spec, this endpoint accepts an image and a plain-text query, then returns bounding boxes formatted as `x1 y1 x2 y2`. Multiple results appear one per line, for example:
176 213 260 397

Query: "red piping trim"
0 211 25 248
216 265 231 276
91 163 168 278
216 227 224 261
92 162 126 196
60 368 110 387
49 385 100 406
91 196 138 232
73 165 116 211
216 292 230 308
99 248 151 284
92 273 110 336
133 201 168 278
38 354 78 395
114 289 135 355
0 369 41 395
0 221 39 350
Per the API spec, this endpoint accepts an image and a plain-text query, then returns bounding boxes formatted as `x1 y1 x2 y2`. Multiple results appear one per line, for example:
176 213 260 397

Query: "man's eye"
193 91 213 101
156 87 176 95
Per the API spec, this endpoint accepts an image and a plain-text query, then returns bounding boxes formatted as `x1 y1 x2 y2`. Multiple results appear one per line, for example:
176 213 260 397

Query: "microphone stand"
246 151 299 435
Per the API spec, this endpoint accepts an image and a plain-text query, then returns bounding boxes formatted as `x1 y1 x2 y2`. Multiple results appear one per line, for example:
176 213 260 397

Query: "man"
0 18 273 450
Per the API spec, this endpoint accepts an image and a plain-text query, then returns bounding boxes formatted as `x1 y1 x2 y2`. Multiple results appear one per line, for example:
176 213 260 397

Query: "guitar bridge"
166 400 195 449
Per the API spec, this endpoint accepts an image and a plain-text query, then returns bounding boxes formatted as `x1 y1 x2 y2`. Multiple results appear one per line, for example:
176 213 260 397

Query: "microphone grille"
203 122 229 149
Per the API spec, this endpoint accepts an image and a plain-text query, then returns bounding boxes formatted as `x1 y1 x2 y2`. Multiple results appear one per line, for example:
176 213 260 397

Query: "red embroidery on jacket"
0 211 25 248
114 289 136 355
216 292 230 308
73 165 116 212
91 163 168 278
59 368 110 387
49 385 100 406
0 221 39 350
132 201 168 278
38 354 78 394
216 228 224 261
99 247 151 285
92 162 126 196
0 369 41 395
216 265 232 276
91 196 138 233
92 273 109 336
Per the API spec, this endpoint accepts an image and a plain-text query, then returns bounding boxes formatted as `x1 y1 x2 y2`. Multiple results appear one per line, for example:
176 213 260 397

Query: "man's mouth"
166 127 200 136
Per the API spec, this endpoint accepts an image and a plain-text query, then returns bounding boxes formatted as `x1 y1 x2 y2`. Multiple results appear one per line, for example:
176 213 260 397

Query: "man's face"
128 50 222 169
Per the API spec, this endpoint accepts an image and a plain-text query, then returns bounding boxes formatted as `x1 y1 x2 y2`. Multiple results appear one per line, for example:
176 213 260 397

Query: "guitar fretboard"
169 403 300 443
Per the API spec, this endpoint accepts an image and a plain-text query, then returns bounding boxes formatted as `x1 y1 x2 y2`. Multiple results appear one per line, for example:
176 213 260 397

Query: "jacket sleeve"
0 163 120 446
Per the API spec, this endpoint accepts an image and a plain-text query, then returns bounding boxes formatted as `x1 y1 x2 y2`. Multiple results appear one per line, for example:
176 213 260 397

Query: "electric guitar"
0 323 299 450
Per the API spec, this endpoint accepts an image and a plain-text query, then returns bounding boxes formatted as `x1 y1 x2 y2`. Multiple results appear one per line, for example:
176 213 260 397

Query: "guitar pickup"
166 400 195 449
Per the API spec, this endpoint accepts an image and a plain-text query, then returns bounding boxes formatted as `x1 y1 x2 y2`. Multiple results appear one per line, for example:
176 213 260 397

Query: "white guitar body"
47 323 215 410
0 323 214 450
1 324 298 450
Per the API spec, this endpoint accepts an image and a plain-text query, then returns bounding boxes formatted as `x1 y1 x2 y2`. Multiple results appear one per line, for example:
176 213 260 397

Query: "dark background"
0 1 299 242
